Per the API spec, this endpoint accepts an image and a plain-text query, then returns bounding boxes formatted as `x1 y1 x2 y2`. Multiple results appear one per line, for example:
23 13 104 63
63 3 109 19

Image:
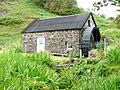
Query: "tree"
32 0 84 15
92 0 120 11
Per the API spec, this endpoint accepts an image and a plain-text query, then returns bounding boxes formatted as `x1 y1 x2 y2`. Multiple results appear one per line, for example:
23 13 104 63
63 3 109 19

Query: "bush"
0 16 24 26
28 51 53 66
94 63 110 77
32 0 48 6
107 48 120 64
32 0 84 15
96 42 104 51
69 52 80 58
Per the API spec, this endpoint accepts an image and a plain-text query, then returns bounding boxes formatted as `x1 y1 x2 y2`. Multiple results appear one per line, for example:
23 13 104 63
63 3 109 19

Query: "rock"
88 49 97 58
64 58 71 63
0 9 8 16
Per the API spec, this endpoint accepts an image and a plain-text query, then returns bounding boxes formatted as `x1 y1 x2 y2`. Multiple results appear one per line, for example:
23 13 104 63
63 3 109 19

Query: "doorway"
37 37 45 53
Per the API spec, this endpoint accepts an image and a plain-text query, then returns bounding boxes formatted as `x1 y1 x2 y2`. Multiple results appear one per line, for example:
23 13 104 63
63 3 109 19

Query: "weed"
107 48 120 64
69 52 80 58
0 16 24 26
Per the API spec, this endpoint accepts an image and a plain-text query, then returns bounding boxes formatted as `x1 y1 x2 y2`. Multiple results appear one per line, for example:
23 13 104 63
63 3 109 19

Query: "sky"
76 0 120 18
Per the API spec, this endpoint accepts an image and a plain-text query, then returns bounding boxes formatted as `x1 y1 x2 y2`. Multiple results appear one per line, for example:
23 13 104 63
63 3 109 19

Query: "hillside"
0 0 120 89
0 0 57 51
0 0 119 50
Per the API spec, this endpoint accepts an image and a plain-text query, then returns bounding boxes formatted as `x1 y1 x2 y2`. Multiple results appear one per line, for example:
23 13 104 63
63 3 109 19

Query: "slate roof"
22 12 96 33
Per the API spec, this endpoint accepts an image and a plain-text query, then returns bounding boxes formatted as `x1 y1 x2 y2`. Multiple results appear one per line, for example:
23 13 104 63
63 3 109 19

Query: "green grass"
0 0 57 18
0 51 120 90
0 0 120 89
107 47 120 65
94 15 117 31
0 0 57 49
0 52 61 90
0 0 119 50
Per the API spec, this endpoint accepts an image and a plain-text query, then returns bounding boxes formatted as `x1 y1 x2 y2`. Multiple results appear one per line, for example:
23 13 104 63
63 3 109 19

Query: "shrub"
69 52 80 58
94 63 110 77
0 16 24 26
28 51 53 66
107 48 120 64
32 0 48 6
96 42 105 58
96 42 104 51
32 0 84 15
14 46 23 53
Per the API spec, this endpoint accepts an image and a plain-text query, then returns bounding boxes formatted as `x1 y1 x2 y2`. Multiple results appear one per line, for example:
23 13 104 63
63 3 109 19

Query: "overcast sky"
76 0 120 18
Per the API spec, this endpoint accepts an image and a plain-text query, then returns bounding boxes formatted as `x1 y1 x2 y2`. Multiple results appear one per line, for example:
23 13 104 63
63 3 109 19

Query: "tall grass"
70 59 120 90
107 48 120 64
72 76 120 90
0 51 120 89
0 52 60 90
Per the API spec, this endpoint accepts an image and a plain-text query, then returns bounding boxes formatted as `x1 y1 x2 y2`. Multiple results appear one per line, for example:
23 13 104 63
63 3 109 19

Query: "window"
64 41 73 54
88 20 90 27
65 41 72 49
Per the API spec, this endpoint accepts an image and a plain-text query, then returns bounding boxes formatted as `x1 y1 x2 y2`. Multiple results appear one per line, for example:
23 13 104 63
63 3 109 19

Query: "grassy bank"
0 50 120 90
0 0 120 89
0 0 57 50
0 0 118 49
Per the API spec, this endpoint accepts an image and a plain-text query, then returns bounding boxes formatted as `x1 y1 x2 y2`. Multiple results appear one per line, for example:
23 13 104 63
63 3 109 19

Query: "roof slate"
22 12 93 33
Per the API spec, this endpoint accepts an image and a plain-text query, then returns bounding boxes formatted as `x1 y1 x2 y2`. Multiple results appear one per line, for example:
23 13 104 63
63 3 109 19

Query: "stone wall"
22 30 82 54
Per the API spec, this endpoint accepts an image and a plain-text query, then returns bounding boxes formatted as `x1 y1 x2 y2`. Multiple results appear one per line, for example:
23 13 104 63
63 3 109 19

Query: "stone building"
22 12 101 57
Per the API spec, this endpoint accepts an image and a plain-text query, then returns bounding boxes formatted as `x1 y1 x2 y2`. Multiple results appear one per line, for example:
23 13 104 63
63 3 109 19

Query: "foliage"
92 0 120 12
0 16 24 26
32 0 84 15
8 44 24 53
107 47 120 64
0 0 57 48
96 42 104 51
0 50 120 89
69 52 80 58
14 46 23 53
101 29 120 47
115 15 120 29
0 52 60 90
58 58 120 90
0 0 120 89
28 51 53 66
94 15 116 31
31 0 48 6
72 76 120 90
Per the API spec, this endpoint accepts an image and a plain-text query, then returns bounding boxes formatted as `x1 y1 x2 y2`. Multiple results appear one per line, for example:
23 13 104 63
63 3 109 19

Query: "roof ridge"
21 19 38 33
38 12 91 21
22 12 93 33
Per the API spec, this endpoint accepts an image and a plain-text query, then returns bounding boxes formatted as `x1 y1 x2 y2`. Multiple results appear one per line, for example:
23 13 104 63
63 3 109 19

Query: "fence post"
104 38 107 58
80 49 82 59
